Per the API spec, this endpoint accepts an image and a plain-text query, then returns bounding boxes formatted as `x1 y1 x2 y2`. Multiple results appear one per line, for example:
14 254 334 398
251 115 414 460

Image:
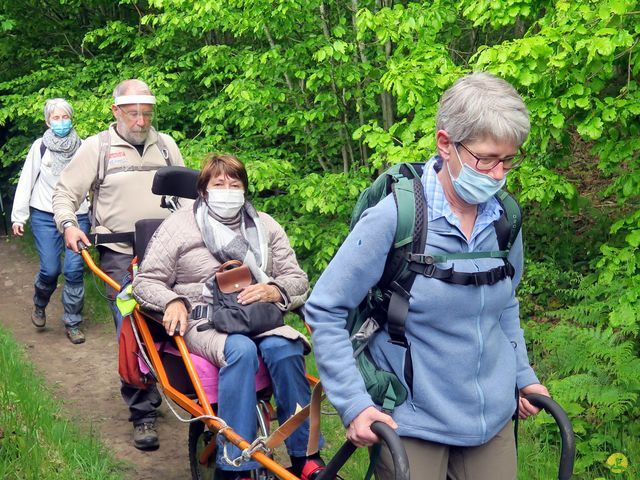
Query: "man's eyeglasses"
456 142 523 171
118 107 155 121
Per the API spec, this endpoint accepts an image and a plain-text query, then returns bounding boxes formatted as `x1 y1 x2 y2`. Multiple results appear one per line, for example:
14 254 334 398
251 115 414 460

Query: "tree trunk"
376 0 395 131
351 0 369 165
319 2 355 171
263 25 294 91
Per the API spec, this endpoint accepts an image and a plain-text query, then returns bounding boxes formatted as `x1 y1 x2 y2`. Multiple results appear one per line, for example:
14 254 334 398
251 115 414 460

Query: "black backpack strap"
88 232 135 245
494 190 522 251
405 190 521 287
381 164 427 347
407 260 515 286
381 167 427 395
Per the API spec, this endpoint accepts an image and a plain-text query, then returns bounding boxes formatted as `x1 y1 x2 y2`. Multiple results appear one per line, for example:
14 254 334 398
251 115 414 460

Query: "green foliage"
521 249 640 475
2 1 640 476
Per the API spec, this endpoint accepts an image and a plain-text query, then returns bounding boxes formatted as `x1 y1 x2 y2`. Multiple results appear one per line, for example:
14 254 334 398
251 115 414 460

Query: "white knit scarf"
194 197 269 284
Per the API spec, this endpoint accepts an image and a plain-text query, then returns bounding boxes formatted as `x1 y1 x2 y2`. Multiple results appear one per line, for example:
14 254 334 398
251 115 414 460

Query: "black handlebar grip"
317 421 409 480
524 393 575 480
371 422 410 480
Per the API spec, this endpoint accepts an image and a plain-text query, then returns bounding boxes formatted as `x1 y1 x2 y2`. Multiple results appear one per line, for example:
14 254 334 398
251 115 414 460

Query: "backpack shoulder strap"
97 130 111 186
378 163 426 398
348 162 426 411
494 190 522 251
91 130 112 229
378 163 426 286
379 163 427 346
154 134 173 166
29 139 46 195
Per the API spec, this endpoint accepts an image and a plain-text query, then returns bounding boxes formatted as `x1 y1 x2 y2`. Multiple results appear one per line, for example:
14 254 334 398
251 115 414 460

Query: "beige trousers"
374 421 516 480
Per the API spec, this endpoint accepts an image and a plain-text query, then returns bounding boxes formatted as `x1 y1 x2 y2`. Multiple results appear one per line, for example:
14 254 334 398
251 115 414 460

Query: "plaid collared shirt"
421 156 504 250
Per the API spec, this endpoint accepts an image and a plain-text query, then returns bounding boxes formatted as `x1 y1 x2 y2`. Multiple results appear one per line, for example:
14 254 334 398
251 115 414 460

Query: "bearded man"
53 79 185 450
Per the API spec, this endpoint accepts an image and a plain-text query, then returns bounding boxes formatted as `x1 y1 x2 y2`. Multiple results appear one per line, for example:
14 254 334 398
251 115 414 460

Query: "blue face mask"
50 119 72 137
448 147 506 204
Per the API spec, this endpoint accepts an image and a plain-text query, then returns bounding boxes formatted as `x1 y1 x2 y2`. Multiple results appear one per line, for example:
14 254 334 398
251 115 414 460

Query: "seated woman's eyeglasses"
456 142 523 171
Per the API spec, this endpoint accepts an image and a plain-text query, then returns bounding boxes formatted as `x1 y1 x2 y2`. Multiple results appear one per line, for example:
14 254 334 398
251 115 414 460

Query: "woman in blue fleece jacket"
305 72 549 480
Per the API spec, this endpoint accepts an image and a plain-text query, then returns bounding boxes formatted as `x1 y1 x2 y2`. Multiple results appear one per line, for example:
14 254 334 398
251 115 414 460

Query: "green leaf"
550 113 565 128
626 229 640 248
575 97 590 109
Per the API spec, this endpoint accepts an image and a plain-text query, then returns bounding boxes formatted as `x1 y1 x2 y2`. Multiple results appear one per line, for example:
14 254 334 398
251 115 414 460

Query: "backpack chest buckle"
475 269 495 286
422 263 436 278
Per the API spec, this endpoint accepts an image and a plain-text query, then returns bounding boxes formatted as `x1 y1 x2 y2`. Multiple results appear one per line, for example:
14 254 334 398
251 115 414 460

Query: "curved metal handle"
318 421 409 480
371 422 410 480
524 393 575 480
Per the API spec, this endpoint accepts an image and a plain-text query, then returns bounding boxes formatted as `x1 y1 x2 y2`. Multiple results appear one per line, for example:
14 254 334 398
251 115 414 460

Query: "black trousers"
99 247 161 424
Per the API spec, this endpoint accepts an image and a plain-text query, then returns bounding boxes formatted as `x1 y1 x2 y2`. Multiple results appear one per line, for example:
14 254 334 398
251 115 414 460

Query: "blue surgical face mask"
447 147 506 204
50 119 73 137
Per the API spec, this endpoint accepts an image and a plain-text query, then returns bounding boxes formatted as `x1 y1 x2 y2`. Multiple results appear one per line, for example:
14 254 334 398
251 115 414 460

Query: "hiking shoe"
31 306 46 328
66 326 85 344
133 422 159 450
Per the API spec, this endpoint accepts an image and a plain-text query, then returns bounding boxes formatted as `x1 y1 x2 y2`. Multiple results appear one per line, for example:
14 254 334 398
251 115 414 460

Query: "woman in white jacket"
11 98 89 344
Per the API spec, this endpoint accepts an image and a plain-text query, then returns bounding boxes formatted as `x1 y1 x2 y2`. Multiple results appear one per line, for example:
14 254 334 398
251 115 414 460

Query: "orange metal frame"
80 247 311 480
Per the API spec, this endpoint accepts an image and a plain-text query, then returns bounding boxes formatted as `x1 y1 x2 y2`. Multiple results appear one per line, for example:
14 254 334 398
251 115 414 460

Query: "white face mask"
206 188 245 218
447 147 506 204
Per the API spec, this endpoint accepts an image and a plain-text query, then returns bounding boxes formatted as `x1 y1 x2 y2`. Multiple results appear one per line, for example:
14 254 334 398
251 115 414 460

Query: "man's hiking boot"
66 326 85 344
31 306 46 328
133 421 159 450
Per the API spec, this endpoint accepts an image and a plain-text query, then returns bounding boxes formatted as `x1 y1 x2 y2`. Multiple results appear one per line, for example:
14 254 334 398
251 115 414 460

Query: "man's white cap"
114 95 156 106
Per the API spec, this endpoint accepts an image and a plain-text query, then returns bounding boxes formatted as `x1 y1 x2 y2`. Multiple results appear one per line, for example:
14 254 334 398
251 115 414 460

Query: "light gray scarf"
195 197 269 284
41 128 81 175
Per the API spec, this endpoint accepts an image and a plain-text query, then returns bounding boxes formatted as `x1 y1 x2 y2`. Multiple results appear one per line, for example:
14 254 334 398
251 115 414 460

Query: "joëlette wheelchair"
78 166 411 480
80 166 576 480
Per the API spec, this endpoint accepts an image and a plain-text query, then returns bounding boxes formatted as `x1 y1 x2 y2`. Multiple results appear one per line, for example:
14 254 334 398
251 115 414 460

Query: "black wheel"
189 420 217 480
188 402 277 480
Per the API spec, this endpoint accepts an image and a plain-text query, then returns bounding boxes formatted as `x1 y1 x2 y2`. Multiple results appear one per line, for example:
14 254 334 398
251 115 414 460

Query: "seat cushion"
139 342 271 404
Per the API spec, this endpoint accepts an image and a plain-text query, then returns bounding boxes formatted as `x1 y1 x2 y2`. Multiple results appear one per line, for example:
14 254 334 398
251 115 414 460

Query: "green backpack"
347 162 522 412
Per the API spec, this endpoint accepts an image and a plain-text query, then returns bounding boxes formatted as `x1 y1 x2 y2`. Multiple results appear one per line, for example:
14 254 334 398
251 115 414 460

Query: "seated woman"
132 154 325 480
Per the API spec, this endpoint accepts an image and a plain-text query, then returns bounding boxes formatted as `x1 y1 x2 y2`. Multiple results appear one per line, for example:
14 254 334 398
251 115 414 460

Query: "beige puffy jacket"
132 207 310 366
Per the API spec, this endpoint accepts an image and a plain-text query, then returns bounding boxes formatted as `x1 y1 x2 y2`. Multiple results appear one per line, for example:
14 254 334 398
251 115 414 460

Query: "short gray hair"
112 79 152 98
436 72 530 146
44 98 73 121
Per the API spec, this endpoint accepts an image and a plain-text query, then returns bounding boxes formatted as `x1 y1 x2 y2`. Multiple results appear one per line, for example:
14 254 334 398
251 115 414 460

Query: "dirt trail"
0 237 190 479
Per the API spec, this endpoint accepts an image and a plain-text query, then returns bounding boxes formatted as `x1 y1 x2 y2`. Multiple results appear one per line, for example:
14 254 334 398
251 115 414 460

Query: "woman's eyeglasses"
456 142 523 171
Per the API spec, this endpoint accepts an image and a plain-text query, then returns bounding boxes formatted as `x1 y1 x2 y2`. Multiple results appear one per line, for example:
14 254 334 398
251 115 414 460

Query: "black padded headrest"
152 166 199 199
